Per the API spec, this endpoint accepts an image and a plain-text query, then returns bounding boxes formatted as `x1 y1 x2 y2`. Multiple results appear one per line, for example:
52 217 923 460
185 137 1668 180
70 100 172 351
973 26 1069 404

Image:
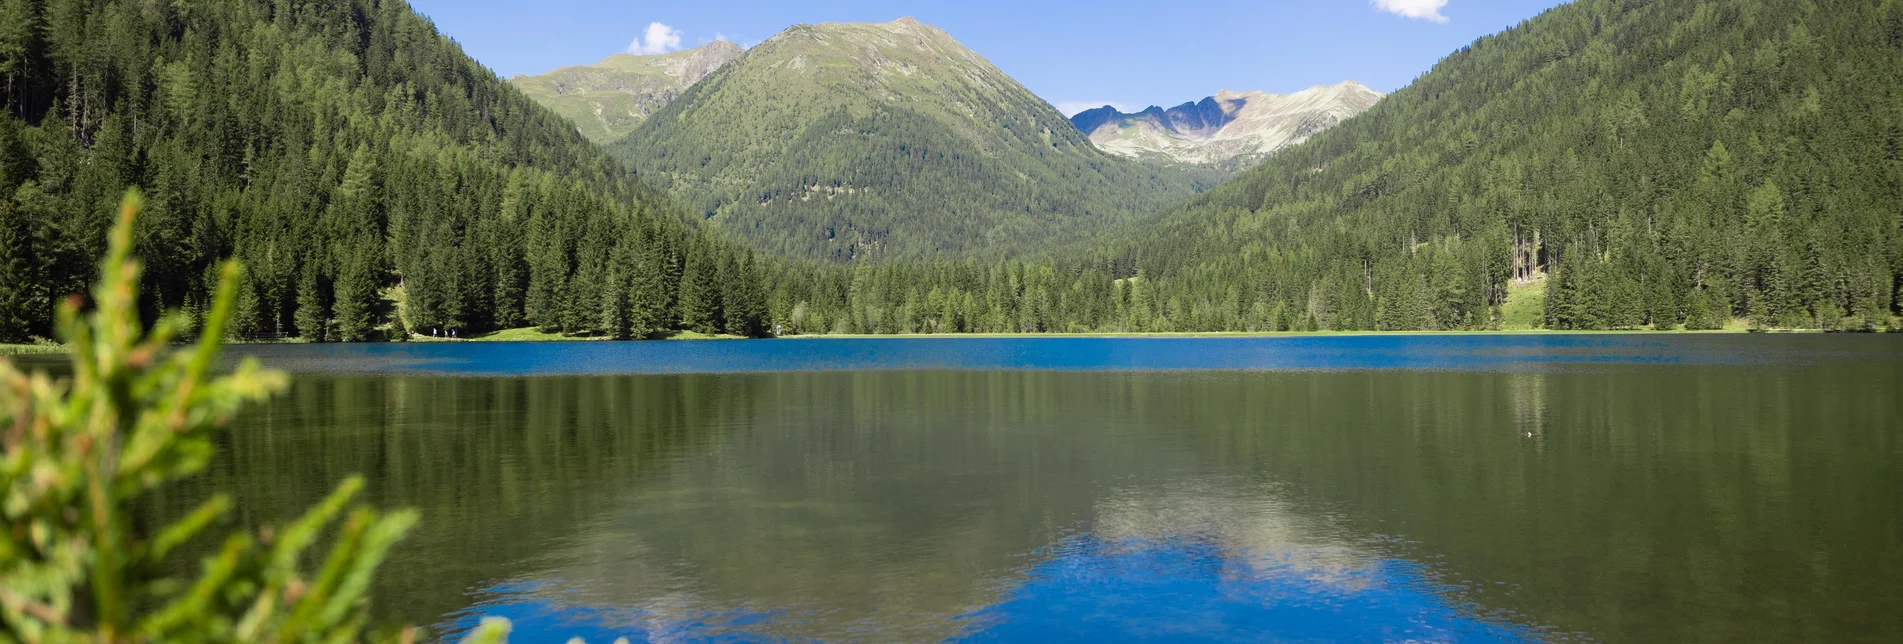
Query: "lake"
106 335 1903 642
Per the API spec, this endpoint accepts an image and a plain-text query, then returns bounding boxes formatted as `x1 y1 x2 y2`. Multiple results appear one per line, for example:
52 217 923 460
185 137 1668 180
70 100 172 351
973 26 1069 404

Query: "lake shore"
10 326 1888 355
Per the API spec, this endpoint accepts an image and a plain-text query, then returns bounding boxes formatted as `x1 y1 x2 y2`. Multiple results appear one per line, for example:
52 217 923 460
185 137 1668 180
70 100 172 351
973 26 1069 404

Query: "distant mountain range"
1070 82 1384 165
509 41 743 143
607 17 1217 262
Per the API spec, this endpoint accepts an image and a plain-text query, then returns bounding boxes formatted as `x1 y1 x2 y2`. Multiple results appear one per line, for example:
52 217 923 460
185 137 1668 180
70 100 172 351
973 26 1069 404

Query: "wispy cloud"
628 22 684 55
1372 0 1449 23
704 33 760 50
1055 101 1136 117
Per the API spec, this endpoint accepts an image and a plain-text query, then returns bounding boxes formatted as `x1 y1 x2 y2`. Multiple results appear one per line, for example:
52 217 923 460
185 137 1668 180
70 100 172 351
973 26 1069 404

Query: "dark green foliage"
723 252 769 337
1 193 416 641
678 238 722 334
0 198 32 342
0 0 767 342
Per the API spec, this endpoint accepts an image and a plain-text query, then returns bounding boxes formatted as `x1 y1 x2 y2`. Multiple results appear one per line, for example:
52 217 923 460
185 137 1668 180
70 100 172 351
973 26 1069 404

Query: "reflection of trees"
506 372 1222 641
145 374 759 624
1147 367 1903 643
520 473 1393 642
145 365 1903 643
504 373 1535 641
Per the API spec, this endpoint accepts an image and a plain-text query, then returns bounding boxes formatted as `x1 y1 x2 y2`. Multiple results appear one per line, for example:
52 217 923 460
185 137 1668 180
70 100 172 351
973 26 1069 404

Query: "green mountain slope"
1065 0 1903 332
509 41 743 143
747 0 1903 336
609 17 1219 263
0 0 770 343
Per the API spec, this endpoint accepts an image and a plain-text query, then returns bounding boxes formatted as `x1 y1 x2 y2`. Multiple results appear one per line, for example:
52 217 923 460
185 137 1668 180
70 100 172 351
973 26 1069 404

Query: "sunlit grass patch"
1497 276 1547 331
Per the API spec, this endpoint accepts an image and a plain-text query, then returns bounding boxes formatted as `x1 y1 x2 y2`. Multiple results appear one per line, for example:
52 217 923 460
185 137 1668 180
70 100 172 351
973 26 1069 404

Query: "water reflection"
123 337 1903 643
450 477 1547 642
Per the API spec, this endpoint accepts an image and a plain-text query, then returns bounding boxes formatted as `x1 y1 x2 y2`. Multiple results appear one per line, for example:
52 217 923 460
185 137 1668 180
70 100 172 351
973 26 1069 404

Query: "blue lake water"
225 333 1890 376
126 334 1903 641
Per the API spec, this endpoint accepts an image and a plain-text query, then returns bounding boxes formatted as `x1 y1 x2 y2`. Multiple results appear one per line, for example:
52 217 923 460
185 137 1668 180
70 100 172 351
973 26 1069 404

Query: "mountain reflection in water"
125 335 1903 643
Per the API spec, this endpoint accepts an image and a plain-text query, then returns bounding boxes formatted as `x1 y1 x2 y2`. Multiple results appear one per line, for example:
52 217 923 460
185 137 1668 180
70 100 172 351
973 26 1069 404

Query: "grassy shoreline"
0 343 67 355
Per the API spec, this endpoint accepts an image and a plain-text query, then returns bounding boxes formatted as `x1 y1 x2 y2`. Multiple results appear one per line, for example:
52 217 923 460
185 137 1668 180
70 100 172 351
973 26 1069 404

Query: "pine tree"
678 240 721 334
0 0 35 113
628 245 668 338
330 245 377 342
724 252 769 337
294 256 329 342
0 198 34 341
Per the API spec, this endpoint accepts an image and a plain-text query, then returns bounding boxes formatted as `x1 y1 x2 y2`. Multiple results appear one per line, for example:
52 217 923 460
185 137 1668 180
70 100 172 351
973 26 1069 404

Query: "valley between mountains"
0 0 1898 344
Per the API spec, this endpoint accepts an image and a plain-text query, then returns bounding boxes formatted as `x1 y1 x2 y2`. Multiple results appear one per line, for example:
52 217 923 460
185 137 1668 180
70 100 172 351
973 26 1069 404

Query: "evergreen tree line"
0 0 770 344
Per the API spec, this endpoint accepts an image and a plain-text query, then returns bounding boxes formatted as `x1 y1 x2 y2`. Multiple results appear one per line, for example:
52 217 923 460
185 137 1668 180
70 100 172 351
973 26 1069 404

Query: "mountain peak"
1074 83 1383 165
508 41 743 143
613 18 1207 263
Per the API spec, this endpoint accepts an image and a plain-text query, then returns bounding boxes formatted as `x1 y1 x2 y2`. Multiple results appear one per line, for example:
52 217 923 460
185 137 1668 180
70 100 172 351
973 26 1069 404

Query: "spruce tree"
293 256 329 342
725 252 770 337
0 199 34 341
330 245 377 342
678 240 721 334
628 246 668 338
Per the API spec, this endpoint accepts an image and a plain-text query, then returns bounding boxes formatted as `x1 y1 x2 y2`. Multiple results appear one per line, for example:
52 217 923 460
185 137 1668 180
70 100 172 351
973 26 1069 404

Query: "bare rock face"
510 40 745 143
1071 82 1383 165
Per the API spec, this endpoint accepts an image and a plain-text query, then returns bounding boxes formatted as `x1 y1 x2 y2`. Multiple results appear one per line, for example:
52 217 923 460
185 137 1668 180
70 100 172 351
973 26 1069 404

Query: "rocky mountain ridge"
1072 82 1383 165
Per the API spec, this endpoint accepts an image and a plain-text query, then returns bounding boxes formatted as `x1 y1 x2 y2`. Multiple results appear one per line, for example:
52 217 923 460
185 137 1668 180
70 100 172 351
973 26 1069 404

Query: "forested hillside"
612 18 1220 263
0 0 770 343
755 0 1903 334
1085 0 1903 331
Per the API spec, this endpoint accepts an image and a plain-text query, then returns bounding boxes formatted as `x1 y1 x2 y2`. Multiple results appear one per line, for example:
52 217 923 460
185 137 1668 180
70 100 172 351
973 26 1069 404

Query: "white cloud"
628 22 684 55
1372 0 1449 23
1055 101 1136 117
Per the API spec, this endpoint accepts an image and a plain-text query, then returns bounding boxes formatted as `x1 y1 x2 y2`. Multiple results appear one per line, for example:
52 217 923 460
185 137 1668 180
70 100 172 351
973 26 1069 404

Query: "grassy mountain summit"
1071 82 1383 166
610 17 1217 263
510 41 744 143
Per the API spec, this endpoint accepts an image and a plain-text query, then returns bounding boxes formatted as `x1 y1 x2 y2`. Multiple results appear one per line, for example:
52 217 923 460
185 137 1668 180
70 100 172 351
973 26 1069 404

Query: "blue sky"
409 0 1568 115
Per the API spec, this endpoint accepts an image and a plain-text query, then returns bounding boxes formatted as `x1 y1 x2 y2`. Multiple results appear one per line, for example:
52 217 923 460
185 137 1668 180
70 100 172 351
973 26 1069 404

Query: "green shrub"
0 192 506 643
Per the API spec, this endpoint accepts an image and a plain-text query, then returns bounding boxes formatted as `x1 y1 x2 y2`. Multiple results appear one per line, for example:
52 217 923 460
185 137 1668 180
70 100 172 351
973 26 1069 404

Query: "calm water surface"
113 336 1903 641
